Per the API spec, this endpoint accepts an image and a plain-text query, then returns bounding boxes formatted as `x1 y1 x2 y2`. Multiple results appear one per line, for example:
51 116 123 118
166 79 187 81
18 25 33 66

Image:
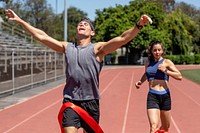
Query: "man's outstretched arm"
5 9 66 53
95 15 152 58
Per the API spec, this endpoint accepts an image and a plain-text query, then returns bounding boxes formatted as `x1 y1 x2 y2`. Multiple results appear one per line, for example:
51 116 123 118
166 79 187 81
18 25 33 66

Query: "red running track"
0 65 200 133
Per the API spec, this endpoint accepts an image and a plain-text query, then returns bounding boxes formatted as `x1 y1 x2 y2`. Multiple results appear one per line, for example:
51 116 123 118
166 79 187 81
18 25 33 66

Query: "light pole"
56 0 57 14
64 0 67 41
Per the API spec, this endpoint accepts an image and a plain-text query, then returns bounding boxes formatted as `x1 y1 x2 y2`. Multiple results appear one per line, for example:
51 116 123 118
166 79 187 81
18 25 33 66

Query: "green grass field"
180 69 200 85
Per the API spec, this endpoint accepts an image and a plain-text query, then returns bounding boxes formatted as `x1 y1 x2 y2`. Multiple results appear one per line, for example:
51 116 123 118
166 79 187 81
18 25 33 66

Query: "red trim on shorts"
58 102 104 133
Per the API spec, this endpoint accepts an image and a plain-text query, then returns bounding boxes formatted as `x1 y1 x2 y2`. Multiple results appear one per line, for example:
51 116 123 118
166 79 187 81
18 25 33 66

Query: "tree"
0 0 12 4
22 0 54 29
48 6 88 41
8 0 23 15
22 2 88 42
175 2 198 18
67 6 87 42
175 2 200 54
94 0 170 64
0 0 13 18
164 9 194 55
2 0 89 42
147 0 175 13
4 0 56 42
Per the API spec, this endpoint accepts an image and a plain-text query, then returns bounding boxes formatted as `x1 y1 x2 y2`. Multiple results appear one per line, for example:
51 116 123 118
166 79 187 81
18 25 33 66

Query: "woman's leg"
147 109 160 133
160 110 171 132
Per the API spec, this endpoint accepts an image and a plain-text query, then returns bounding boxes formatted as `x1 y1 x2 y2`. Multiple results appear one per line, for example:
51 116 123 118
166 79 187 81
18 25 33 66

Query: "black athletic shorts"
147 89 171 111
62 98 100 133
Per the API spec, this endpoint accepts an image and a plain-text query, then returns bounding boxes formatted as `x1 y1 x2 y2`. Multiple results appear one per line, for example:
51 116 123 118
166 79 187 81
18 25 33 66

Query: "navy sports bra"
146 58 169 81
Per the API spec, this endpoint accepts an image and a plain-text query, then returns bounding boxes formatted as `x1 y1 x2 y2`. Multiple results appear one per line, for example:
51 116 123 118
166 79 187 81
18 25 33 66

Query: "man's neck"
77 38 91 47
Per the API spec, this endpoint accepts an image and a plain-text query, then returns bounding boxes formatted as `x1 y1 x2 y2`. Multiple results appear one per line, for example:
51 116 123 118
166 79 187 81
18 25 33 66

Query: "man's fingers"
5 9 17 21
142 15 153 24
147 17 153 24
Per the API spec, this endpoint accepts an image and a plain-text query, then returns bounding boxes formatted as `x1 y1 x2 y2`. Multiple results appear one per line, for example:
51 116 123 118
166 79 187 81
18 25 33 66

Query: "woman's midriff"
149 79 168 91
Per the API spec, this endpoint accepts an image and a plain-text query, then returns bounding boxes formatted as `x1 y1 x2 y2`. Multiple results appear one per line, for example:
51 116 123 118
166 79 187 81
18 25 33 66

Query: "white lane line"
0 84 64 111
3 99 62 133
100 71 122 95
171 82 200 106
122 72 134 133
170 81 194 133
171 116 181 133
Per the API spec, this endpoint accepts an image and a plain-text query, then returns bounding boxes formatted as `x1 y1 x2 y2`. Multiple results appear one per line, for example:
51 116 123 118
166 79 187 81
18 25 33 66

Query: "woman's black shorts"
62 98 100 133
147 89 171 111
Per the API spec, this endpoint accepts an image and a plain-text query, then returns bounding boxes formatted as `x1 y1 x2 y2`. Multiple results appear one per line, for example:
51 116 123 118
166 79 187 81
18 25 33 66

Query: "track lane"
100 68 133 133
0 65 199 133
125 68 150 133
0 85 64 133
170 77 200 133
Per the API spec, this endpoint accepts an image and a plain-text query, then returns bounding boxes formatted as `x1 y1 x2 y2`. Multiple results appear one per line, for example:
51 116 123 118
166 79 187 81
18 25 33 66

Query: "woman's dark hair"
148 40 166 61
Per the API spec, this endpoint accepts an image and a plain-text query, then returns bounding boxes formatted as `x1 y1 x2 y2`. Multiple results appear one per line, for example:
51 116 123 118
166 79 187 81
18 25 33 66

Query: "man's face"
76 21 95 38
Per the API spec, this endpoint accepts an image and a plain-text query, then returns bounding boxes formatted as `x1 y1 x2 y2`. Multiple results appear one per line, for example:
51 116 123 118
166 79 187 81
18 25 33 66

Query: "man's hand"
138 15 153 26
5 9 21 22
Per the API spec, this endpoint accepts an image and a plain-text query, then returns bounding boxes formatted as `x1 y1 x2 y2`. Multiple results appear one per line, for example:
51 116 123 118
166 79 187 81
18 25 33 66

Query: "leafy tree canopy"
94 0 170 50
94 0 199 55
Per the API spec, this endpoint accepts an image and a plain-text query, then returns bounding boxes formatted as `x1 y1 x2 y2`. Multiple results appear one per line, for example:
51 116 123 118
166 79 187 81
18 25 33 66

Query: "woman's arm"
159 59 182 80
135 63 148 89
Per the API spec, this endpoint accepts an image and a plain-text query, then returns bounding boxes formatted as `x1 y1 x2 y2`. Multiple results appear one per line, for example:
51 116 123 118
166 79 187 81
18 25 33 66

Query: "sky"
48 0 200 20
47 0 130 20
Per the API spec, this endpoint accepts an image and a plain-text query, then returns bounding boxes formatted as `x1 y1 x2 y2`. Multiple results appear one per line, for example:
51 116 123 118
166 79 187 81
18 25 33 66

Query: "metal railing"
1 21 34 43
0 48 65 98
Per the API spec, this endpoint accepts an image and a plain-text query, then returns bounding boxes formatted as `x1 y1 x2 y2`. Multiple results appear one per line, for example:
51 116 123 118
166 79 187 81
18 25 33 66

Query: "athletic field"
0 65 199 133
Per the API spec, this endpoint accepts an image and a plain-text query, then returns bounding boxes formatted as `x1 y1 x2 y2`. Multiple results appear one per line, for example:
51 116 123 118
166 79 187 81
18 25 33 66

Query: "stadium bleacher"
0 17 65 97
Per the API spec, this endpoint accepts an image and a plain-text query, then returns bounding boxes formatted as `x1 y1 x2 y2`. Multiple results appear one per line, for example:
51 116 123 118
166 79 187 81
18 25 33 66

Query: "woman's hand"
158 63 167 73
135 81 142 89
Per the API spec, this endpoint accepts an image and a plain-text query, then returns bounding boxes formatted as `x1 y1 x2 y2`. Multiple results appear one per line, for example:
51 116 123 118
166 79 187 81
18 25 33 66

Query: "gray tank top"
63 43 103 100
